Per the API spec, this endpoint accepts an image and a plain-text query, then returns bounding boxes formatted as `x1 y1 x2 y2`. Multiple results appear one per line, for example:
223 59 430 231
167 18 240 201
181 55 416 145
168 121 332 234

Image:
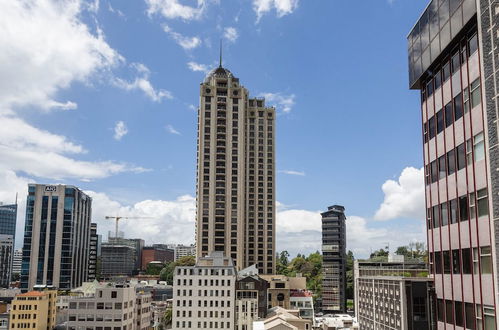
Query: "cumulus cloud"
374 167 425 221
0 0 122 113
253 0 299 22
187 61 210 73
279 170 305 176
162 25 202 50
113 63 173 102
259 92 295 113
166 124 181 135
146 0 207 21
113 121 128 141
224 27 239 43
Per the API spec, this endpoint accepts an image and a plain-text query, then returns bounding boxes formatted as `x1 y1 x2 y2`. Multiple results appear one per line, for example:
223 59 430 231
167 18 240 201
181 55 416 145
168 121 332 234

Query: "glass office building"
409 0 499 328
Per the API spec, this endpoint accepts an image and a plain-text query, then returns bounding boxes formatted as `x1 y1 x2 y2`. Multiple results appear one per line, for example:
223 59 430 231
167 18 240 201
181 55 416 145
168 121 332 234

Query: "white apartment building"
172 251 236 329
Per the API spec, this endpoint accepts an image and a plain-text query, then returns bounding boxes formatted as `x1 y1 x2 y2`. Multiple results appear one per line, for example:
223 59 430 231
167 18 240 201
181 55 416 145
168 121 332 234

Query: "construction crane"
105 216 153 239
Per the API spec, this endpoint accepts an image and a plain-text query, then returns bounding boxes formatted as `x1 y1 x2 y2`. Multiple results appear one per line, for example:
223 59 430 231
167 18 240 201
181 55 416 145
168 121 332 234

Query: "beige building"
254 306 312 330
172 251 236 329
260 275 306 310
10 290 57 329
196 62 276 274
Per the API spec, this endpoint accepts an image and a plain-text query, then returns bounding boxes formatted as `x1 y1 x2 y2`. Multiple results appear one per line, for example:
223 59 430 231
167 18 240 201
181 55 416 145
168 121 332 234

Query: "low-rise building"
254 306 312 330
260 274 306 310
315 314 359 329
141 246 174 271
354 259 435 330
172 251 236 329
167 244 195 261
236 265 269 330
10 290 57 329
136 290 152 330
289 290 314 322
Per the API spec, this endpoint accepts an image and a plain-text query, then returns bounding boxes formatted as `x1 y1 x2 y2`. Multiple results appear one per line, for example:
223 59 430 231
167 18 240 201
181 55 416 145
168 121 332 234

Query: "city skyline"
0 0 430 259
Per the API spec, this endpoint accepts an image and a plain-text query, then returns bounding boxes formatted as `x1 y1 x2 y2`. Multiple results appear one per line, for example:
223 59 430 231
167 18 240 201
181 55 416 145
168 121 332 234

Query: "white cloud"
279 170 305 176
107 3 125 17
253 0 299 22
113 63 173 102
162 25 202 50
114 121 128 141
374 167 425 221
259 92 295 113
166 124 181 135
224 27 239 43
187 61 210 73
0 0 122 113
145 0 207 21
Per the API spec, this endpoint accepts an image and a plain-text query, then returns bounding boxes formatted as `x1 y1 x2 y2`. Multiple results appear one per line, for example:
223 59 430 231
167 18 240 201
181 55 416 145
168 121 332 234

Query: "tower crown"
204 66 234 83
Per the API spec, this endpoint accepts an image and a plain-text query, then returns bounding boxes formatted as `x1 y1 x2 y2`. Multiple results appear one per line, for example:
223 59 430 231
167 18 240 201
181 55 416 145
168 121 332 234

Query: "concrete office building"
108 237 144 273
321 205 347 313
236 266 269 330
168 244 196 261
0 203 17 285
12 249 22 275
409 0 499 327
100 243 136 278
195 60 276 274
0 235 13 288
354 259 434 330
88 223 98 281
10 290 57 330
21 184 92 291
141 245 174 270
172 251 236 329
260 274 307 310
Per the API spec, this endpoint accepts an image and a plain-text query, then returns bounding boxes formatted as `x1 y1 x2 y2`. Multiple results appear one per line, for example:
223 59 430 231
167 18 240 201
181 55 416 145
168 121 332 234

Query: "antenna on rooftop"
219 39 223 68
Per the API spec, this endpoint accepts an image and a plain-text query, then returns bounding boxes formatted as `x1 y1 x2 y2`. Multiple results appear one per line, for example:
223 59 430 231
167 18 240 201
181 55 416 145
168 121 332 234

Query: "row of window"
176 267 234 276
427 188 488 229
430 246 492 275
176 278 231 286
423 33 478 101
423 78 481 143
175 299 232 308
176 321 231 329
176 289 232 297
425 132 485 185
176 309 231 318
436 299 495 329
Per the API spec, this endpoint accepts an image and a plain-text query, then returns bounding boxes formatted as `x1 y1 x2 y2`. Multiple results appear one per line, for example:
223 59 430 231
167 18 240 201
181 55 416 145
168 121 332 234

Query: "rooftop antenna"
15 193 18 205
219 39 223 68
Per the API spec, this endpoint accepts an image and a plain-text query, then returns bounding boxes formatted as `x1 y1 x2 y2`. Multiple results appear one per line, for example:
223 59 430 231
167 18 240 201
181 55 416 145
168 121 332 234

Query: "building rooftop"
204 66 235 83
17 291 46 297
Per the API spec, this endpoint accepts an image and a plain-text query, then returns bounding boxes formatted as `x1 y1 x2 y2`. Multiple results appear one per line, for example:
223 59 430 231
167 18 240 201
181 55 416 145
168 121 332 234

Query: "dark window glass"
434 70 442 90
433 205 440 228
443 251 451 274
459 195 469 222
451 52 460 73
437 299 445 321
452 249 460 274
465 303 476 329
447 149 456 175
435 251 442 274
455 301 464 327
469 34 478 56
437 110 444 134
454 93 463 120
457 143 466 170
431 160 438 183
427 80 434 97
443 62 451 81
441 202 449 226
446 299 454 324
424 121 429 143
445 102 454 127
450 199 458 224
439 155 446 179
429 116 436 139
462 248 472 274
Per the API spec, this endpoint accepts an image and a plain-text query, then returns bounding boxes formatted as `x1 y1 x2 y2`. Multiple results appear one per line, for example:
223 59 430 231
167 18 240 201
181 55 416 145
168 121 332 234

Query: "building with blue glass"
0 203 17 243
21 184 92 291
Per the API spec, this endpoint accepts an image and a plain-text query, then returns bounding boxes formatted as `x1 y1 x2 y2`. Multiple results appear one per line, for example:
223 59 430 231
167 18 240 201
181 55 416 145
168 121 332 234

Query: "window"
473 247 480 274
435 70 442 90
441 202 448 226
455 301 464 327
450 199 458 224
469 34 478 56
477 188 489 217
484 305 496 329
454 93 463 121
437 110 444 134
473 132 485 162
443 62 451 82
446 300 454 324
111 291 117 298
433 205 440 228
437 299 444 322
452 249 460 274
447 149 456 175
462 248 472 274
429 117 436 139
451 52 460 73
431 160 438 183
438 155 446 179
445 102 453 127
465 303 475 329
463 87 470 113
459 195 469 222
443 250 451 274
457 143 466 170
466 139 473 165
471 78 481 108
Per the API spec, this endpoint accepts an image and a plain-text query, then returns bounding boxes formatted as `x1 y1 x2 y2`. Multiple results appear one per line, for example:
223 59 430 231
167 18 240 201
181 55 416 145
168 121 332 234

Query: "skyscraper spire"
219 39 222 68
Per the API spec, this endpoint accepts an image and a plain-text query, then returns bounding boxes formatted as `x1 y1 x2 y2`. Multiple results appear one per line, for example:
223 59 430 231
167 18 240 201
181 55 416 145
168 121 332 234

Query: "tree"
276 251 291 276
369 248 389 260
159 308 172 330
159 256 196 284
345 250 355 300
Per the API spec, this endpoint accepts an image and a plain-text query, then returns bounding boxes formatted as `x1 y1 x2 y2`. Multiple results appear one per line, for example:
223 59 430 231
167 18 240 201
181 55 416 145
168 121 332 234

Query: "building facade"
12 249 22 276
88 223 98 281
21 184 92 291
168 244 196 261
0 203 17 244
0 235 13 288
141 246 174 270
260 274 307 310
195 63 276 274
321 205 347 313
172 251 236 329
100 243 136 278
235 269 269 330
408 0 499 328
354 260 434 330
10 290 57 330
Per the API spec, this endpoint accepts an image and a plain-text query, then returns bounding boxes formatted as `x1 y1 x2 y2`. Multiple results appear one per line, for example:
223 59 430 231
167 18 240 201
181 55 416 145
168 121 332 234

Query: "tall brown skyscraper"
195 61 276 274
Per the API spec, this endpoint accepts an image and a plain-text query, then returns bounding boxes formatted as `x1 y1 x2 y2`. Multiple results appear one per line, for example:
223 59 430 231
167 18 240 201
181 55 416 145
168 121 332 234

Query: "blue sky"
0 0 430 258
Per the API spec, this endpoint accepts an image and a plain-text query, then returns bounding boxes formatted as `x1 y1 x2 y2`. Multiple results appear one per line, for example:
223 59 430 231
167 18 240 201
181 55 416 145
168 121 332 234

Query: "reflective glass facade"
0 203 17 241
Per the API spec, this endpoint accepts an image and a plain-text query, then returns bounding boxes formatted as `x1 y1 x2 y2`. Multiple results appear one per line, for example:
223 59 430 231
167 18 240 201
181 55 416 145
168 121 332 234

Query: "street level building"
321 205 347 313
195 60 276 274
0 235 13 288
172 251 236 329
21 184 92 291
354 259 434 330
409 0 499 327
10 290 57 330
